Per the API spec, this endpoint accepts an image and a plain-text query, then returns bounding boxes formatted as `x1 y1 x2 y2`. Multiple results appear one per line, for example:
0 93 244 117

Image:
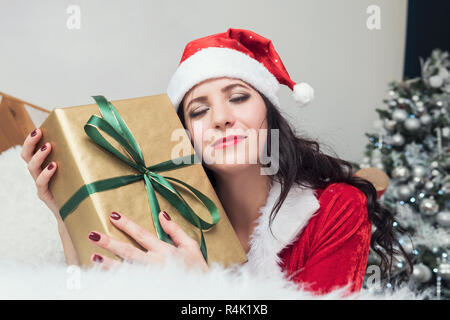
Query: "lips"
212 135 247 148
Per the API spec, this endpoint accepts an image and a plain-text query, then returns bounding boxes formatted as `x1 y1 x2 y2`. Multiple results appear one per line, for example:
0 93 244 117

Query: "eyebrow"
185 83 250 112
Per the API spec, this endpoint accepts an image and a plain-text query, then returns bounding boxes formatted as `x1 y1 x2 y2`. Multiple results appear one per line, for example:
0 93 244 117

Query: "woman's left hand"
88 210 209 273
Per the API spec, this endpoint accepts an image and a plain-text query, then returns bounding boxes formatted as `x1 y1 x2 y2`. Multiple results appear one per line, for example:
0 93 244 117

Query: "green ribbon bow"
58 95 220 262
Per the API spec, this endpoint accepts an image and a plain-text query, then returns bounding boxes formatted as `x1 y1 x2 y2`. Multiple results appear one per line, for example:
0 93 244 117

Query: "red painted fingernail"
93 254 103 263
162 211 171 221
31 129 37 137
88 232 101 241
110 212 121 220
40 144 47 151
47 163 54 170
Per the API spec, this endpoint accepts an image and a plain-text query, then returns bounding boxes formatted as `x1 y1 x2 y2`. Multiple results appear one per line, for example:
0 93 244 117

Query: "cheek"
188 119 209 148
240 104 268 157
242 103 267 130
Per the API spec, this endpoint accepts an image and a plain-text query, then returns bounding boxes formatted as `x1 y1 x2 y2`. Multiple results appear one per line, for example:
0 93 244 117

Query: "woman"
21 28 411 295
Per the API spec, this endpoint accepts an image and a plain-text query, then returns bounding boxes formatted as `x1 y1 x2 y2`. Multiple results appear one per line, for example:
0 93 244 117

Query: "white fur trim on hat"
167 47 280 111
293 82 314 107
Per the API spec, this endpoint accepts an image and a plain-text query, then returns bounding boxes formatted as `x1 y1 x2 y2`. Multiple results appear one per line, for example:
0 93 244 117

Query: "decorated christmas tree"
359 49 450 299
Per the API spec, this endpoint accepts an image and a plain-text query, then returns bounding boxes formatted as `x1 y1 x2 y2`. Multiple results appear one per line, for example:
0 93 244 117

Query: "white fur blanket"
0 146 428 300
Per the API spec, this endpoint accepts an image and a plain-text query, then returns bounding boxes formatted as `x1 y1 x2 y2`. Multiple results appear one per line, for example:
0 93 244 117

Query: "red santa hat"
167 28 314 111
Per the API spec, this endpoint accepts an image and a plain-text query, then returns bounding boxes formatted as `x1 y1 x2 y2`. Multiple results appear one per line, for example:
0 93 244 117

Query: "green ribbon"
58 95 220 262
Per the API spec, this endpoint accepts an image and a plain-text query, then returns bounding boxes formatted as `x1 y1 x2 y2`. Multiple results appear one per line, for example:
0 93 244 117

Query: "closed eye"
230 94 249 103
189 108 208 118
189 94 250 118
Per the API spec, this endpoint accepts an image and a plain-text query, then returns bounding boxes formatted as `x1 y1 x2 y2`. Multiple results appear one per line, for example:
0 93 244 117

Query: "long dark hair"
176 91 412 279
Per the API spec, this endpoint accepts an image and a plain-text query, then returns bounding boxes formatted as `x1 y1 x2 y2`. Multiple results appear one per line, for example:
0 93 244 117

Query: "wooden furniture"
354 167 390 199
0 92 50 153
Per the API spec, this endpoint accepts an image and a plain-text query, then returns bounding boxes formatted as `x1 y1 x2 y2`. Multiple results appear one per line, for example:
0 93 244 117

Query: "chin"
201 143 262 171
205 156 261 176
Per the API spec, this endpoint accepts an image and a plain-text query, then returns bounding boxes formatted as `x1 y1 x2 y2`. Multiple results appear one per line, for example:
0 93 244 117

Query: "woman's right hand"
21 128 60 220
21 128 81 265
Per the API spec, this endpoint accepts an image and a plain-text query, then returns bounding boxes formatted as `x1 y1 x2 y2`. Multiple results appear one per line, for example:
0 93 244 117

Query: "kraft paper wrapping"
37 94 248 267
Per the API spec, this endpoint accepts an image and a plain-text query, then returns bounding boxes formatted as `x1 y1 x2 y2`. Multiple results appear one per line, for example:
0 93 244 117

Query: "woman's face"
181 77 268 175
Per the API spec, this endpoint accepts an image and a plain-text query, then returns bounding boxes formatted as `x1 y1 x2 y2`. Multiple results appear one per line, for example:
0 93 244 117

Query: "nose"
210 101 236 130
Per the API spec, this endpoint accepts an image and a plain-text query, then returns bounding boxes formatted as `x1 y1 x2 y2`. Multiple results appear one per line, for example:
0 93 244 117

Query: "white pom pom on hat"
167 28 314 111
293 82 315 107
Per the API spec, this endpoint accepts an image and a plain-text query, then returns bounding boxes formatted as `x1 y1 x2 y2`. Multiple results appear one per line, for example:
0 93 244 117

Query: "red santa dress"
244 179 372 296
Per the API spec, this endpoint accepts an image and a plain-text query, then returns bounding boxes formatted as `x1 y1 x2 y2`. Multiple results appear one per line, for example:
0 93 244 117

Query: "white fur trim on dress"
167 47 281 111
241 179 320 280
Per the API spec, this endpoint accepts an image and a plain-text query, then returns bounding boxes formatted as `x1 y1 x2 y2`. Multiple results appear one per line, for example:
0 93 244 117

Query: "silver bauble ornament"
392 133 405 146
442 127 450 138
419 113 433 126
424 181 435 191
411 263 432 283
404 118 421 132
392 109 408 122
419 197 439 216
429 75 444 88
431 169 441 178
383 119 397 131
395 184 414 201
436 211 450 227
430 161 439 169
412 165 427 178
441 182 450 194
391 166 411 181
438 262 450 280
412 176 425 187
412 95 420 102
416 101 424 111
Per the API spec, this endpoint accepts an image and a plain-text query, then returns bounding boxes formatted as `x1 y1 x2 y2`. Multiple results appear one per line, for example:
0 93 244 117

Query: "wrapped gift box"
37 94 247 267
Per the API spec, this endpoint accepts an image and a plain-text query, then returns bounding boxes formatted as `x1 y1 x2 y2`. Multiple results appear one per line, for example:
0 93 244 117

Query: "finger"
27 142 52 180
21 128 41 162
87 231 148 262
35 161 57 197
159 211 197 248
108 211 170 252
90 253 121 271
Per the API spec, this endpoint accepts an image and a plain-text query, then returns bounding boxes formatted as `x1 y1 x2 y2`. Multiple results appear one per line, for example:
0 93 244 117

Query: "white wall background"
0 0 407 162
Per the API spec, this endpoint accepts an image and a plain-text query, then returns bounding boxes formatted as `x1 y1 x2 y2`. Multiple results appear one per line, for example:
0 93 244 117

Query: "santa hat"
167 28 314 111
